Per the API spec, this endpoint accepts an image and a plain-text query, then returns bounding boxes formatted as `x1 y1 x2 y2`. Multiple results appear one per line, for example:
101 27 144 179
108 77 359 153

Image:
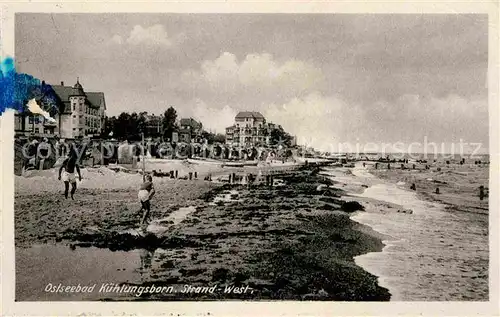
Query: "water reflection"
16 244 145 300
138 248 156 281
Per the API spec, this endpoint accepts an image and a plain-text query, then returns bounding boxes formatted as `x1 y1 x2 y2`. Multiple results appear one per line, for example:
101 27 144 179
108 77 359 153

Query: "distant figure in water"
410 183 416 191
138 174 156 227
479 186 486 200
435 187 440 194
58 147 82 200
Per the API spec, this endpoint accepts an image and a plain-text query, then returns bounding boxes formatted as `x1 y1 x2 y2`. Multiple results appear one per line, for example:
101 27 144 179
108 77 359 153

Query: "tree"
114 112 131 140
137 112 147 138
213 133 226 144
201 131 226 144
270 128 292 147
162 106 178 141
131 112 141 140
102 116 116 138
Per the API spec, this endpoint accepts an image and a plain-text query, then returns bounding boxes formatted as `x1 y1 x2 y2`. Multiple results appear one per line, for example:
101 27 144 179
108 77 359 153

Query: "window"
34 128 39 133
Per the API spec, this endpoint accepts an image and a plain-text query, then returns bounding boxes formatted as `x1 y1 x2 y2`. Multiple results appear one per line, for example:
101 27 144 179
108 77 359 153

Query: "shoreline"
368 162 489 215
335 162 489 301
15 162 391 301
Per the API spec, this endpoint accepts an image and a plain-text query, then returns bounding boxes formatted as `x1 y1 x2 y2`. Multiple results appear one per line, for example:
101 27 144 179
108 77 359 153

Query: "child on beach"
58 146 82 200
138 174 156 227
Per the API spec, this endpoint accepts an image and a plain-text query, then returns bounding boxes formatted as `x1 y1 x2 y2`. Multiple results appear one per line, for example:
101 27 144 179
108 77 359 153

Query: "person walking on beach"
58 147 82 200
138 174 156 227
26 138 39 170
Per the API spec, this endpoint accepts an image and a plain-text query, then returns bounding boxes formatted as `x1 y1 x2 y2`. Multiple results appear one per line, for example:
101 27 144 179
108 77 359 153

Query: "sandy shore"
368 162 489 215
15 163 390 301
323 162 489 301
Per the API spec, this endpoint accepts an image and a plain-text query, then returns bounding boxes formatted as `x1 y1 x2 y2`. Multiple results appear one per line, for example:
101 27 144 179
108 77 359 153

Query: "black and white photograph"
1 3 499 315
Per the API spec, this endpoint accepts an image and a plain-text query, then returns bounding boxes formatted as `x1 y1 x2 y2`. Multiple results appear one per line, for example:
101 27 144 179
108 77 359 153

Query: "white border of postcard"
1 1 499 316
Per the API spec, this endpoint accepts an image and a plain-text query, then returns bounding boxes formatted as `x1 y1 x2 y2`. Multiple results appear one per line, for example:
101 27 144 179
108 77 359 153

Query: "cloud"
127 24 172 46
181 52 325 101
110 34 123 45
380 94 489 143
111 24 173 47
180 99 238 134
262 92 488 152
264 93 366 151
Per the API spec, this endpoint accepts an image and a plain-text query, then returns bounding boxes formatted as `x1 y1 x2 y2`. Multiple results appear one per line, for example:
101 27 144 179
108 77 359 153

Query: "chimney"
61 81 64 86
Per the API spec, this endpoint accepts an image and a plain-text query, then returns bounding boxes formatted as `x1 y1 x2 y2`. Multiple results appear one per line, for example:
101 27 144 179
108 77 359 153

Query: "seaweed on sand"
341 201 365 213
248 213 390 301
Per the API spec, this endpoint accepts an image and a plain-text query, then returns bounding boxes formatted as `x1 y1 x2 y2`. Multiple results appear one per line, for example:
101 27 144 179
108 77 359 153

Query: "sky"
15 14 489 152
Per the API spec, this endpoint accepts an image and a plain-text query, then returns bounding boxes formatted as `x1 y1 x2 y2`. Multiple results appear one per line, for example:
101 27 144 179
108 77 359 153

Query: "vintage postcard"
0 1 499 316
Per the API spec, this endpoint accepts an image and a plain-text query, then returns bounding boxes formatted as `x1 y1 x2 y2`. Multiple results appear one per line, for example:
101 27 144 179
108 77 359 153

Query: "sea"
323 162 489 301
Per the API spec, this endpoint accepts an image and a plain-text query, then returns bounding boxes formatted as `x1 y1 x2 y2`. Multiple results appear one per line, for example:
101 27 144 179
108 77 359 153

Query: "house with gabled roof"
178 117 203 143
14 78 106 139
225 111 271 147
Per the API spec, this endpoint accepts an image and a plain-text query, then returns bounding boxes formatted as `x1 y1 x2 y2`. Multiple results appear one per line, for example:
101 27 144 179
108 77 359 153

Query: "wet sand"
15 163 390 301
14 179 219 247
369 162 489 215
324 162 489 301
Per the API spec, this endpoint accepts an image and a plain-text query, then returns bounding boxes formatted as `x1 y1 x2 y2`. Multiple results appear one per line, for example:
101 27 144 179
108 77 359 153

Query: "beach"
322 160 489 301
14 157 489 301
15 160 390 301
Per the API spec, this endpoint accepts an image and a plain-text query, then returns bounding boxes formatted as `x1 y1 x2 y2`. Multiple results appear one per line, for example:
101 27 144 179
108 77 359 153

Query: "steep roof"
71 80 86 96
50 84 105 113
235 111 265 119
31 83 64 117
51 85 72 103
180 117 202 129
51 85 73 114
86 92 106 110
